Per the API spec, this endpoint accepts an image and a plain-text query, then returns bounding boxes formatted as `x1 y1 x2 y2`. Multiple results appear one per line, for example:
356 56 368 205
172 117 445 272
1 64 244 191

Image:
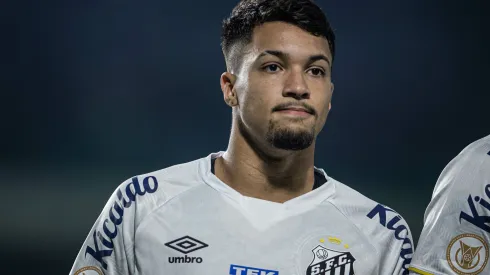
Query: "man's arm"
391 218 415 275
365 202 415 275
69 177 146 275
409 137 490 274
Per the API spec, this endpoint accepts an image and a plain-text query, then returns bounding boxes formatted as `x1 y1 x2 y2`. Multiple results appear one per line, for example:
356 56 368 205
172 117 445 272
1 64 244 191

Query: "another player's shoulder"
408 135 490 275
451 134 490 168
458 134 490 170
433 134 490 195
460 134 490 156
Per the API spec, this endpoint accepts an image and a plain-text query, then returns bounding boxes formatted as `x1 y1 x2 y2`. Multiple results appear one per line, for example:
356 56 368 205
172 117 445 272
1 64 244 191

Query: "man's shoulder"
432 134 490 196
326 176 412 243
408 136 490 275
460 134 490 157
109 154 213 221
451 133 490 170
141 155 208 188
126 153 211 200
323 176 414 272
327 177 389 215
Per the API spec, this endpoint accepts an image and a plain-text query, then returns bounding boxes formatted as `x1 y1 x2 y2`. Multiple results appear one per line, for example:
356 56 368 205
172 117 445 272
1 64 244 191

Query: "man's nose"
282 70 310 100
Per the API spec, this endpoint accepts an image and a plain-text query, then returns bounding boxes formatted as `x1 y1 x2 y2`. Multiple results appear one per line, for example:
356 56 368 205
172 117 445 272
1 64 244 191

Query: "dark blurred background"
1 0 489 274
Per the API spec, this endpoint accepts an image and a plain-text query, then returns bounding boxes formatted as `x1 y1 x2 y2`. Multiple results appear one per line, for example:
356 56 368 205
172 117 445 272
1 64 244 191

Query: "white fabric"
410 135 490 275
70 152 413 275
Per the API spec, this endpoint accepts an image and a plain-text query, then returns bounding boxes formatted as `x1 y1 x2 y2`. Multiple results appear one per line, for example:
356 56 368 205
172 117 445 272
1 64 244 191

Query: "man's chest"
133 199 380 275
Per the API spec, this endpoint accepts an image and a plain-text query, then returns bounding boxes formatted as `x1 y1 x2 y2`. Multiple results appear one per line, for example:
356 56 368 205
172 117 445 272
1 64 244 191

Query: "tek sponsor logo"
446 233 489 274
229 264 279 275
306 245 355 275
85 176 158 270
460 184 490 234
165 236 208 263
367 204 413 275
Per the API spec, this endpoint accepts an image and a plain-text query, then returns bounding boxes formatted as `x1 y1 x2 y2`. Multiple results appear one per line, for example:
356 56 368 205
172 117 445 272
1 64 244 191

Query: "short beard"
265 120 315 151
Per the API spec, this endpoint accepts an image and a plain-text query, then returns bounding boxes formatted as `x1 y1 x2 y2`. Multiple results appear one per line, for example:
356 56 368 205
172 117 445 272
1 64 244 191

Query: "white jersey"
70 152 413 275
409 135 490 275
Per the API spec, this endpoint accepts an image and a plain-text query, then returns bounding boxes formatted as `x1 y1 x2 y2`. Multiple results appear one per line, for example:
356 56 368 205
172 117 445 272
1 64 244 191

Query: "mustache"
272 102 317 116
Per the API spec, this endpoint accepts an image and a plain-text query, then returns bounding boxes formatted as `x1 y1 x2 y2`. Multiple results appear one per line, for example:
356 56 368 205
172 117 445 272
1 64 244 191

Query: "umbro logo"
165 236 208 254
165 236 208 264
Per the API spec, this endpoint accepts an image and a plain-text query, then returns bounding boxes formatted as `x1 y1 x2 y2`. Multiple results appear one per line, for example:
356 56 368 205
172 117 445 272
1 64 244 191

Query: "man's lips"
277 107 312 114
272 103 316 117
275 107 313 117
275 107 313 115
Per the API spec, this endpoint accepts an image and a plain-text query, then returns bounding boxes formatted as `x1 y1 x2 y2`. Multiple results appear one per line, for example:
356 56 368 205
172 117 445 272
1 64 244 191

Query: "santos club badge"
446 233 489 274
306 245 355 275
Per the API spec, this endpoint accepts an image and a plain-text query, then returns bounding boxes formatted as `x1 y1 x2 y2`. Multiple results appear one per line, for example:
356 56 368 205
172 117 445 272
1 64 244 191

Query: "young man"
70 1 413 274
409 134 490 275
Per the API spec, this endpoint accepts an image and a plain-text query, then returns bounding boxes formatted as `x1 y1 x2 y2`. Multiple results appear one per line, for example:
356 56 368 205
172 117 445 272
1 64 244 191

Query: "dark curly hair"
221 0 335 73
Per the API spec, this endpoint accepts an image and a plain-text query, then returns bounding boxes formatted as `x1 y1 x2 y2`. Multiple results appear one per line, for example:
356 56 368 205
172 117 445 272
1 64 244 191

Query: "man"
409 134 490 275
70 0 413 274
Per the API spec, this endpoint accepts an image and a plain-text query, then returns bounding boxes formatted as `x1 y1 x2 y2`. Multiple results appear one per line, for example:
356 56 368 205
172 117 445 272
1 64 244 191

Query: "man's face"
232 21 333 151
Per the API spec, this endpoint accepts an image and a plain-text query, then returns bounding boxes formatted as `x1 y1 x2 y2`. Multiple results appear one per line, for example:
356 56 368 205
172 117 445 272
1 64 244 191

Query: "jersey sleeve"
364 202 415 275
336 179 415 275
393 224 414 275
374 205 415 275
69 175 159 275
409 138 490 275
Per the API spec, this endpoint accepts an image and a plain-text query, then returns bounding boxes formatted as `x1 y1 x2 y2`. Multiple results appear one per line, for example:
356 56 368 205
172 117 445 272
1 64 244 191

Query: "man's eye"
309 68 325 77
264 64 280 72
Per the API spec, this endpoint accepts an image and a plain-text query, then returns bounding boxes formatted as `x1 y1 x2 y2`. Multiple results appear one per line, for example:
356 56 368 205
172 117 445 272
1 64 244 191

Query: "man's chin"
273 143 312 151
267 128 314 151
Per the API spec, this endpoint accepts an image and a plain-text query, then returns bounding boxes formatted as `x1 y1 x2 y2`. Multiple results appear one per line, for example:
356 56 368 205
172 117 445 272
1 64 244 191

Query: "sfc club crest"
306 245 356 275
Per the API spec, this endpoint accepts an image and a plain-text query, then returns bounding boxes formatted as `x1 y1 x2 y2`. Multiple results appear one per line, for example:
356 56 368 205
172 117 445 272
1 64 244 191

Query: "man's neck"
214 130 316 203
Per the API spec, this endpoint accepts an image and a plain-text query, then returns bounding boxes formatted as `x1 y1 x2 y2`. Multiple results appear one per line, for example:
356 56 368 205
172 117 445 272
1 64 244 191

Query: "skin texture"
216 22 334 203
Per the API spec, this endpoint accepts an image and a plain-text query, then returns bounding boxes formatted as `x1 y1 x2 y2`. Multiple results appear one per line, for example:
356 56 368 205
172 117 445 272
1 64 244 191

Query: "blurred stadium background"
1 0 489 274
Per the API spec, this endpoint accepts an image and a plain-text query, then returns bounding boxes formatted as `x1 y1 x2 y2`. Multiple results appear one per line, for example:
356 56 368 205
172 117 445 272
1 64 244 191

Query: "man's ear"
220 72 238 107
329 82 334 111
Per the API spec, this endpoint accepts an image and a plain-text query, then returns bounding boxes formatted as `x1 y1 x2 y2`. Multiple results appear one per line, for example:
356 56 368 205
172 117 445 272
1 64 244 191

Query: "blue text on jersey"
229 264 279 275
85 176 159 269
460 183 490 233
367 204 413 275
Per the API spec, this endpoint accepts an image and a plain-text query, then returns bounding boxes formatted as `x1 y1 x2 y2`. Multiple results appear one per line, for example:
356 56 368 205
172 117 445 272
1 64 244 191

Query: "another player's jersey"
70 152 413 275
409 135 490 275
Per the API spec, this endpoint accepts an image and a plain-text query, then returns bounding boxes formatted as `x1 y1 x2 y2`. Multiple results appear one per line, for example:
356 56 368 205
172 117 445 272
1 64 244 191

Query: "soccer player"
409 134 490 275
70 0 413 274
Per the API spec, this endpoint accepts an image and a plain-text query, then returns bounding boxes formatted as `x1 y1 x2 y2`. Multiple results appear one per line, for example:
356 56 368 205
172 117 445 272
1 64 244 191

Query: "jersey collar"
198 151 336 207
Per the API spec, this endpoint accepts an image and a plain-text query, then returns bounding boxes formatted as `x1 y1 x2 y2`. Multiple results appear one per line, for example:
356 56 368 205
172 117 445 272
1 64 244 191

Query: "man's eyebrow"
257 50 331 66
257 50 289 60
308 54 331 67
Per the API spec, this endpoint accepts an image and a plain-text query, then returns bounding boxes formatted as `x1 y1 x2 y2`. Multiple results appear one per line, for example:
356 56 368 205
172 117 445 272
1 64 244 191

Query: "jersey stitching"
134 182 202 233
322 198 381 258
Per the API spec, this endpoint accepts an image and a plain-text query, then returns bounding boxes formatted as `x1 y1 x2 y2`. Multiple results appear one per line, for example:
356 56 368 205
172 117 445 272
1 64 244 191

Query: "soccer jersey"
70 152 413 275
409 135 490 275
